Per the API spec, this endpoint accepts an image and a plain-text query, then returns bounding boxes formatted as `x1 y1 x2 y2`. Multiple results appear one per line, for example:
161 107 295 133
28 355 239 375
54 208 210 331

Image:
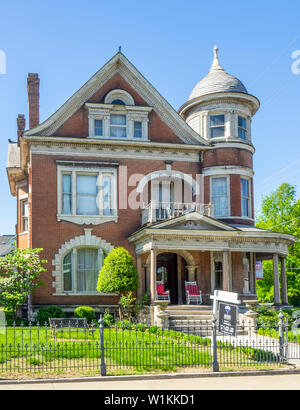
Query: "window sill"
57 214 119 225
87 136 149 142
18 231 29 236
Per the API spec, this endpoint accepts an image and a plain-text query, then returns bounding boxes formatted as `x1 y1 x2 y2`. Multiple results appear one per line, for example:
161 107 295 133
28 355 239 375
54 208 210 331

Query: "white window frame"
240 177 251 218
20 197 29 233
86 103 152 141
57 164 118 225
238 115 247 140
209 113 225 139
210 175 230 218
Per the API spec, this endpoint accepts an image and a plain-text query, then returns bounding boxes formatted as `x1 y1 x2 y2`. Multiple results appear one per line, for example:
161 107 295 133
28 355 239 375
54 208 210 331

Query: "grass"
0 325 287 377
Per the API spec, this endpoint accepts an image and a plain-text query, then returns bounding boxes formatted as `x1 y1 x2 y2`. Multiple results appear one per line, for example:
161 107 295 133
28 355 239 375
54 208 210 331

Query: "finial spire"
118 45 122 53
210 45 223 71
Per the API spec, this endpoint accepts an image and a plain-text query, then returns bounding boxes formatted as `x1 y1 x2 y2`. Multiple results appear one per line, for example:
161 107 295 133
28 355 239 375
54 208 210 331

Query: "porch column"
137 254 144 299
150 249 157 304
222 251 230 291
273 254 281 305
177 255 183 305
186 265 197 282
144 264 150 296
280 257 288 305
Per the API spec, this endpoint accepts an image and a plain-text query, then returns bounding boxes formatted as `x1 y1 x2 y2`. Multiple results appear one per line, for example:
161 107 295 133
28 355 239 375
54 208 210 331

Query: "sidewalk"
0 373 300 390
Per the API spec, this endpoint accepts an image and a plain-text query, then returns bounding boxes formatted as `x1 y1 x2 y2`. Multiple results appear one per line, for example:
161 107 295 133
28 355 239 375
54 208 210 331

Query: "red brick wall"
202 147 253 168
53 73 183 145
30 153 202 305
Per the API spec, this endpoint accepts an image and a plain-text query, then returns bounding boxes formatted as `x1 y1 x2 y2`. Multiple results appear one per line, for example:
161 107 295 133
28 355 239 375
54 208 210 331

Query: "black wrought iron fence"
0 316 295 376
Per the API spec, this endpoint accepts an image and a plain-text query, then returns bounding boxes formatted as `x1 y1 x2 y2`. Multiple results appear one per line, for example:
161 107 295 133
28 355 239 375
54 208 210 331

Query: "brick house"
6 47 296 316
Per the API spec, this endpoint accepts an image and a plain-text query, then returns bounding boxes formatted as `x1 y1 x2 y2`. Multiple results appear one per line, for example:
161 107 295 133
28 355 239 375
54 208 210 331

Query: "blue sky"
0 0 299 234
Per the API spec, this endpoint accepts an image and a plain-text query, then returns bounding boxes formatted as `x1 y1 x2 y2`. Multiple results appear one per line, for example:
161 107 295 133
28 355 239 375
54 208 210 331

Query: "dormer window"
86 90 152 141
210 115 225 138
110 114 127 138
238 116 247 140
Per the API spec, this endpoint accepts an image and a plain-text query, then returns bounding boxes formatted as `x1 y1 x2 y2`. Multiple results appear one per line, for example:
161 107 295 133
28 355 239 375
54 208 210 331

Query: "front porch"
129 211 296 308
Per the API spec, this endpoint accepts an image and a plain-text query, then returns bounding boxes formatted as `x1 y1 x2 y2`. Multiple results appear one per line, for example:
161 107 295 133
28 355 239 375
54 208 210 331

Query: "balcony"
142 201 214 226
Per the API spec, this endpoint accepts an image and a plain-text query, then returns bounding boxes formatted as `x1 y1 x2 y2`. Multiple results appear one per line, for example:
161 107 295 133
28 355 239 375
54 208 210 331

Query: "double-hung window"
110 114 127 138
76 175 98 215
20 199 29 233
241 178 250 217
210 115 225 138
134 121 142 138
211 177 229 217
94 119 103 137
238 116 247 140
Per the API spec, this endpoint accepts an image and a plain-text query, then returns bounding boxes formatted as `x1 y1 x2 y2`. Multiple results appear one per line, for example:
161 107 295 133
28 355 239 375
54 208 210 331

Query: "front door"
157 253 178 304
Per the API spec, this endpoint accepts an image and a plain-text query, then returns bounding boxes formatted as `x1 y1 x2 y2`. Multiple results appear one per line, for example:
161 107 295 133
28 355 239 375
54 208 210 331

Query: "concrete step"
166 305 212 311
169 313 212 321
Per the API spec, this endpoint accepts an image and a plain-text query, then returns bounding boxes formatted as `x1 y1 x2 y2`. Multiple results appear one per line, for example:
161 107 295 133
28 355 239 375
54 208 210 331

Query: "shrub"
102 311 115 327
97 247 138 319
36 306 66 325
74 306 96 324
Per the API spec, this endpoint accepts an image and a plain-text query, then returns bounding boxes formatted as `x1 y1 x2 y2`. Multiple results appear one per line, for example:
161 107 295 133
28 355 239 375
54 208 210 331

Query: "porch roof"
128 211 296 256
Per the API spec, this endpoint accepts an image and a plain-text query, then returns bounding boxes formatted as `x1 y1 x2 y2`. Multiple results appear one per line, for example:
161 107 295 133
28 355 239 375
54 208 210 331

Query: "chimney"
17 114 25 145
27 73 40 129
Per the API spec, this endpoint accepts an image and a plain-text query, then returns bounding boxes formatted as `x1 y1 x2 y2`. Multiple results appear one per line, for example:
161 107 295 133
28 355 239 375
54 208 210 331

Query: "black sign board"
218 302 238 336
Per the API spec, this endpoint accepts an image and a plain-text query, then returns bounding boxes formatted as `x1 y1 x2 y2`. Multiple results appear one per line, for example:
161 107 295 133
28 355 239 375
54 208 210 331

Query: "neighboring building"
0 235 16 257
6 47 296 315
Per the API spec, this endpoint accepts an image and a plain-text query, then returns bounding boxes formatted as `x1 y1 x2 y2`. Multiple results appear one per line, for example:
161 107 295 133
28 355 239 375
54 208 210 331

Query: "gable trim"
24 52 209 146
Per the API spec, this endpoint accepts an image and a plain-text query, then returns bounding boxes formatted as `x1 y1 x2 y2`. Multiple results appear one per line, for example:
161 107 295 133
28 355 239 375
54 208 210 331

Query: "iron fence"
0 315 297 376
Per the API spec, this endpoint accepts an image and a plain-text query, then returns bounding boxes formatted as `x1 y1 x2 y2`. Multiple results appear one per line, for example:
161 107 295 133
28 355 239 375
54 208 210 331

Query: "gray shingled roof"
0 235 15 257
188 46 248 101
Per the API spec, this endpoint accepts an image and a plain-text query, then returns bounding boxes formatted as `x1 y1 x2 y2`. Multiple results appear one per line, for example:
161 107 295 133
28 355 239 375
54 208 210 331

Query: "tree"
256 183 300 305
97 247 138 319
0 248 47 321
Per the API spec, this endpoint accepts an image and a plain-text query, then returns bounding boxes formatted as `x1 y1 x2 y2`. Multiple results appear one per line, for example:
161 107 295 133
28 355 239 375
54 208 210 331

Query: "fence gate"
286 310 300 359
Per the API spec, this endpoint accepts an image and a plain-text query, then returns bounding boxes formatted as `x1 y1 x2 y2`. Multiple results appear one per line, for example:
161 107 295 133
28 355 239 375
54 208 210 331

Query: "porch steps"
166 305 213 336
166 305 247 336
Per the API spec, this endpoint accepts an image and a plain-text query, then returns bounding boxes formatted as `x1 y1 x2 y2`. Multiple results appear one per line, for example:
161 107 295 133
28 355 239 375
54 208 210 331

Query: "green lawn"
0 325 285 377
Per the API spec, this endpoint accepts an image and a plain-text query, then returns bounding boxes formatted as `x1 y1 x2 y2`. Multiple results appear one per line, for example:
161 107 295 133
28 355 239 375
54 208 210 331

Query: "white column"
150 249 157 304
177 255 183 305
280 257 288 305
222 251 230 291
273 254 281 305
186 266 197 282
137 254 144 299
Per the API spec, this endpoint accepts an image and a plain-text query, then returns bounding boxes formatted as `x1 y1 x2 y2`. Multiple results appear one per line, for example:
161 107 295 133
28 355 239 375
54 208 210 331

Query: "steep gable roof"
24 51 209 146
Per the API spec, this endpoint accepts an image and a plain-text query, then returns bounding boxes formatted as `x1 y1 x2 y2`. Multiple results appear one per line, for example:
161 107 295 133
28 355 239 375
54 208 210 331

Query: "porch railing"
142 201 214 225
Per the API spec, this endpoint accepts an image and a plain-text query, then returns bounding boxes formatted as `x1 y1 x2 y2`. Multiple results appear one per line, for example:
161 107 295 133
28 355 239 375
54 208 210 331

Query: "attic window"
111 99 125 105
104 89 135 106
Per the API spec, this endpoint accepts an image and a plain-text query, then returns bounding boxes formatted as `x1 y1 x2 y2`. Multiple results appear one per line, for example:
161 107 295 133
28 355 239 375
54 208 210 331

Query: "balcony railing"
142 201 214 226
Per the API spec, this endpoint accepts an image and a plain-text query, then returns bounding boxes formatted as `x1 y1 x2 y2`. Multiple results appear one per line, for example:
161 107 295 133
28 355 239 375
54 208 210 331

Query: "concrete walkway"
0 373 300 390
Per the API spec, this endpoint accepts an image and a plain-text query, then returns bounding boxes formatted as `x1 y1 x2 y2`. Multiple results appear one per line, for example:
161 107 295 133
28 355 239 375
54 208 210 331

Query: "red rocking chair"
185 281 202 305
156 281 170 303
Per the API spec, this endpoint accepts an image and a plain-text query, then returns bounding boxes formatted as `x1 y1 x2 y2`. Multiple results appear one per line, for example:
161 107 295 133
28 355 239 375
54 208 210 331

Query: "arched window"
62 247 107 293
111 99 126 105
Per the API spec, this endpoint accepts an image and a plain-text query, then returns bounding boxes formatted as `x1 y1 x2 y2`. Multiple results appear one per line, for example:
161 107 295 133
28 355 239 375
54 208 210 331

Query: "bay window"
58 164 117 225
211 177 229 217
